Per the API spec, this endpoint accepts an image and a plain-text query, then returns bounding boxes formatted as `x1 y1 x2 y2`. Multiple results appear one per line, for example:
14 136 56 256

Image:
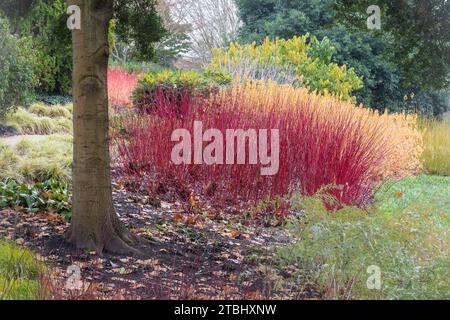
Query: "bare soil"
0 185 305 300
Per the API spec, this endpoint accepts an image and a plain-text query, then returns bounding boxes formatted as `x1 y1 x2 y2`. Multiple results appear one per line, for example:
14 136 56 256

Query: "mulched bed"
0 185 303 300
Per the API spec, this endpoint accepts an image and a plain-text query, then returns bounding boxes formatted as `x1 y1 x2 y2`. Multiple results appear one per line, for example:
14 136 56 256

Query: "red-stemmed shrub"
108 68 138 108
114 82 391 208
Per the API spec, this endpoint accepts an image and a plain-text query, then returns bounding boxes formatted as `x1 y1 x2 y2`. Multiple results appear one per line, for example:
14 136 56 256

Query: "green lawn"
276 175 450 300
375 175 449 227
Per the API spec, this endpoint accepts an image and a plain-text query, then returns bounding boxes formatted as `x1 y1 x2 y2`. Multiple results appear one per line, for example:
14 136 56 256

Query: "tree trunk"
67 0 136 254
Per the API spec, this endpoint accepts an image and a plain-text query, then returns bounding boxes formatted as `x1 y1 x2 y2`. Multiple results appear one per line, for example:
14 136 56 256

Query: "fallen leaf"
186 215 196 225
172 213 183 222
130 228 145 234
136 259 159 266
230 229 240 239
245 290 261 300
189 192 197 207
112 267 133 275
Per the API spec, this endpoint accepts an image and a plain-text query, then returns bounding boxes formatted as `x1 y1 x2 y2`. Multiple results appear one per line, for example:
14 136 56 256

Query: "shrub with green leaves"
0 17 36 118
208 35 363 101
35 94 72 106
13 0 72 95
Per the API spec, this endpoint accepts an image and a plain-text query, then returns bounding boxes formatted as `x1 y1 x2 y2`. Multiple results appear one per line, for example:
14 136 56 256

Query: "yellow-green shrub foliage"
209 35 363 102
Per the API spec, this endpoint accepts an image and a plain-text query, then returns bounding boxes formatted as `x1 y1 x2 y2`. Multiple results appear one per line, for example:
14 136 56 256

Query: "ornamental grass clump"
421 119 450 176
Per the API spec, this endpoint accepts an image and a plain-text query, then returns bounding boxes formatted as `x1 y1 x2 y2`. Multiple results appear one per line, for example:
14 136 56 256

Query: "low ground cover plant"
28 103 72 119
375 174 450 218
0 179 71 219
3 104 72 135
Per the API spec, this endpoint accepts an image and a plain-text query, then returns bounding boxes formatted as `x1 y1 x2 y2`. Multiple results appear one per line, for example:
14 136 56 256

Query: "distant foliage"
209 35 363 101
0 240 44 300
113 0 167 61
109 60 161 74
235 0 450 116
0 17 35 117
34 94 72 106
0 0 167 96
402 90 450 118
334 0 450 92
14 0 72 95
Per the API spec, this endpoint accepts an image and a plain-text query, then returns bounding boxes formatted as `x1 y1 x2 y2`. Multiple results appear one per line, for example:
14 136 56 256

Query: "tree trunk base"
66 212 141 255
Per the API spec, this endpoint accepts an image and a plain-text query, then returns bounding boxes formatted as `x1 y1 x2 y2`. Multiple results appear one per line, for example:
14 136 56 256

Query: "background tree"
334 0 450 91
334 0 450 116
153 0 191 67
1 0 167 94
1 0 72 95
113 0 167 62
0 16 36 117
162 0 242 67
1 0 166 253
0 0 35 22
235 0 450 115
